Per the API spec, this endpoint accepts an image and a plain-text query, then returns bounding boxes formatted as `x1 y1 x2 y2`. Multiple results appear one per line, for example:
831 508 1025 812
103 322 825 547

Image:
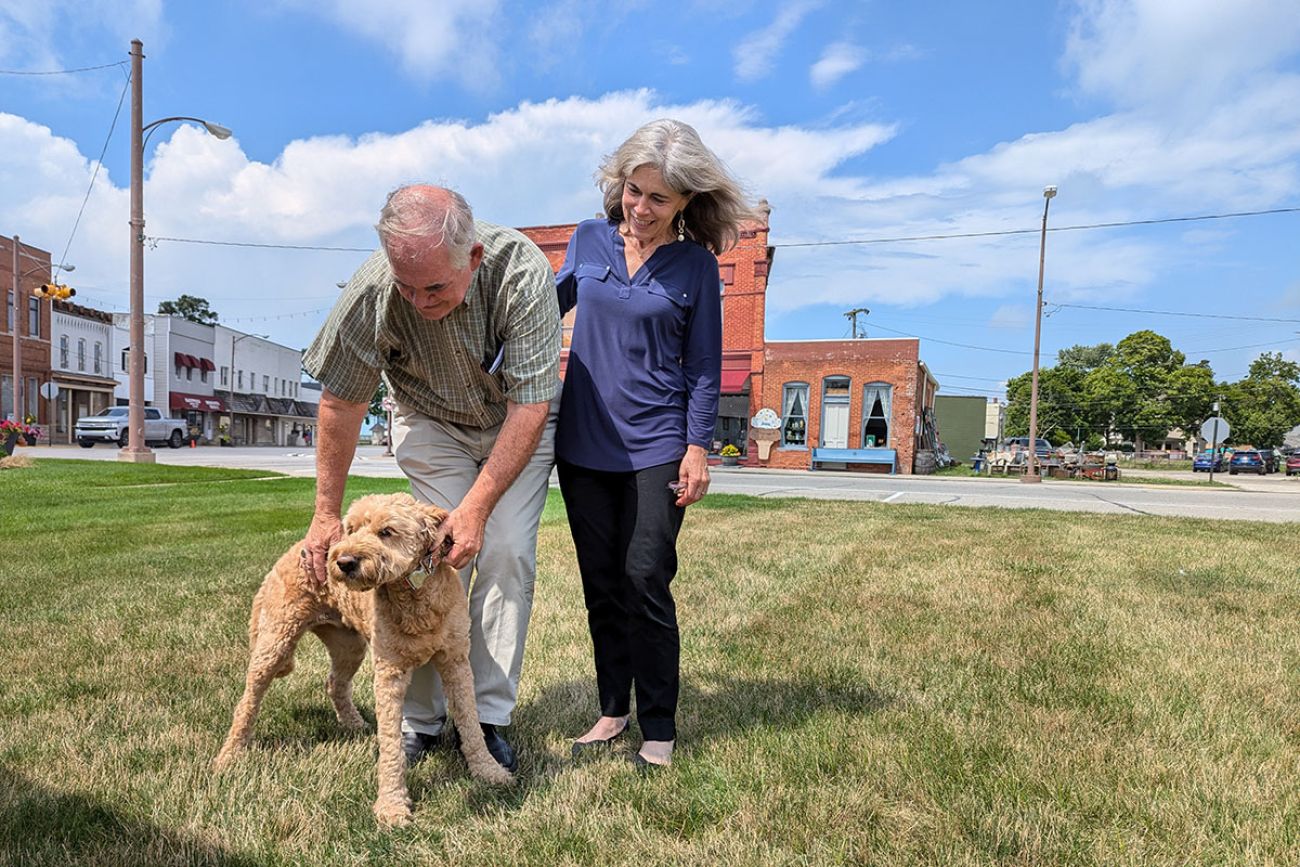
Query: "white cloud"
303 0 503 88
733 0 821 82
810 42 864 89
0 0 164 71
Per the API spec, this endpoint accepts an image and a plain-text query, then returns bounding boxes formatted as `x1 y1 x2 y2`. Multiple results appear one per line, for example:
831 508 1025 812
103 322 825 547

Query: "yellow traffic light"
33 283 75 300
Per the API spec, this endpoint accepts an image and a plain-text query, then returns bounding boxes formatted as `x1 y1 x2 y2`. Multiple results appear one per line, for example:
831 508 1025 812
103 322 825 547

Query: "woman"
555 119 754 767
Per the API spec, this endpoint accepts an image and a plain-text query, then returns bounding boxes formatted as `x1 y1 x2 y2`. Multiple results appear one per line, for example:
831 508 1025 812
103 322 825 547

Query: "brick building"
1 236 53 425
519 203 937 474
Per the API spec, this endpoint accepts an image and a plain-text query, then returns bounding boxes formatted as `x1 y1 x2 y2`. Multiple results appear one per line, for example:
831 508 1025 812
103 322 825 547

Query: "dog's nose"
335 555 360 574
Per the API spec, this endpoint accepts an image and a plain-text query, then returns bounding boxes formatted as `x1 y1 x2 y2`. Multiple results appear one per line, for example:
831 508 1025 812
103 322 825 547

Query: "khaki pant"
392 397 557 732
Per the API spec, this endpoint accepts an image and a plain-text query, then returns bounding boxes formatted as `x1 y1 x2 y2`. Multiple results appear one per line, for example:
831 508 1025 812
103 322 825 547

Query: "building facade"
1 236 53 426
50 301 117 444
519 202 938 474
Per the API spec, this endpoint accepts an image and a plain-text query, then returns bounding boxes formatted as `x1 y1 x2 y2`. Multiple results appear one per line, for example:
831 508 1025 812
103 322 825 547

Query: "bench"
810 447 897 474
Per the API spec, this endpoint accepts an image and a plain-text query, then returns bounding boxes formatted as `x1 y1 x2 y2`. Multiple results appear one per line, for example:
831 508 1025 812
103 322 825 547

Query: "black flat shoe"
479 724 519 774
401 730 443 766
630 752 670 772
570 721 630 760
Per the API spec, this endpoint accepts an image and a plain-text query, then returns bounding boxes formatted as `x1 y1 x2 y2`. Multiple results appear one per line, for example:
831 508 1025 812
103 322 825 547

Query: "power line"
772 206 1300 249
0 60 128 76
1052 302 1300 324
56 68 131 276
147 236 372 253
866 321 1032 355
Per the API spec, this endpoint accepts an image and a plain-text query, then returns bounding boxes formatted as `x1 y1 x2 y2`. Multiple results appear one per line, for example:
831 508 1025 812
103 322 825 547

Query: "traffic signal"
34 283 76 300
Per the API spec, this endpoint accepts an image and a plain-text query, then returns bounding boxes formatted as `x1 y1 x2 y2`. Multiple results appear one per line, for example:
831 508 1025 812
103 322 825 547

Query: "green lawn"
1 460 1298 866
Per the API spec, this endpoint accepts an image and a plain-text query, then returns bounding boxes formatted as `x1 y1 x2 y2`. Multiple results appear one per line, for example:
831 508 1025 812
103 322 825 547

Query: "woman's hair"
375 185 477 268
598 119 757 253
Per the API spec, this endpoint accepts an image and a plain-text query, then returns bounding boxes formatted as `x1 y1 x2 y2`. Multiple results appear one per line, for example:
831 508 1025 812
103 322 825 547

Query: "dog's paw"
212 749 237 773
475 763 515 787
373 797 412 828
337 710 369 731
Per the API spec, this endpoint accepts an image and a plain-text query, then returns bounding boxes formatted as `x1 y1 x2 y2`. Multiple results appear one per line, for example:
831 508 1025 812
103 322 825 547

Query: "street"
28 444 1300 524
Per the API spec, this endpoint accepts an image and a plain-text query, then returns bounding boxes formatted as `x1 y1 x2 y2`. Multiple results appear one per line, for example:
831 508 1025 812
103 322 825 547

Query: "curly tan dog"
214 492 513 827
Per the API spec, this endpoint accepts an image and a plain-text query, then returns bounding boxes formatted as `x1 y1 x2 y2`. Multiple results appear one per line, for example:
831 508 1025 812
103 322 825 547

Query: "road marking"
883 491 905 503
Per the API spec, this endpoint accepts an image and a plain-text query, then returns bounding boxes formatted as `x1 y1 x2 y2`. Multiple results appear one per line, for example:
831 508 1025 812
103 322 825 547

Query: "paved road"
29 444 1300 523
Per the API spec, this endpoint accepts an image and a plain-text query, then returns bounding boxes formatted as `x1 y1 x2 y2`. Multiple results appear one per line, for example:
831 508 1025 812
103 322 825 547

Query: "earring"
676 213 686 242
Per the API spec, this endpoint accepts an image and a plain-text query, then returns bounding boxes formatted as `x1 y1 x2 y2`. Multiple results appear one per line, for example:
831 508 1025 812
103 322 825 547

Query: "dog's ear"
417 502 449 549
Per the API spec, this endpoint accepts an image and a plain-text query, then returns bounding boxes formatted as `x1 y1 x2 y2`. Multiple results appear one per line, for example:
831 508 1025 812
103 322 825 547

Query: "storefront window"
862 383 892 447
781 382 809 447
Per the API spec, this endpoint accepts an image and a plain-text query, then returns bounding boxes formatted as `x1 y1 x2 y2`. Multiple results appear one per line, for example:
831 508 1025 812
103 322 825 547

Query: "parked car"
1003 436 1055 458
75 406 188 449
1192 451 1226 472
1286 453 1300 476
1228 449 1267 475
1257 448 1279 473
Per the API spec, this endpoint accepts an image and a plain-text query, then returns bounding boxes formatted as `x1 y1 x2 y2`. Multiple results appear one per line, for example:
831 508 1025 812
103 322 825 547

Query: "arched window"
781 382 809 447
59 335 69 368
93 342 103 375
77 338 86 372
861 382 893 447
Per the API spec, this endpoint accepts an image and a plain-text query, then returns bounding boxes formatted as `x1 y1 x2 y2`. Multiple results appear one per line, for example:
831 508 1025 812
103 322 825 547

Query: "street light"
9 235 73 422
229 332 267 446
1022 184 1057 485
122 38 232 463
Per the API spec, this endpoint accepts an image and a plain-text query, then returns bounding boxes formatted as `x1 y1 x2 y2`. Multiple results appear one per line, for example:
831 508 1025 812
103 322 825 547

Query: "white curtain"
863 383 892 446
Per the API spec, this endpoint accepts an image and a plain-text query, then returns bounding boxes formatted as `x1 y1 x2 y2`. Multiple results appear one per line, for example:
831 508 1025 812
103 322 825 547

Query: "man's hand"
440 505 487 569
302 512 344 585
675 444 710 507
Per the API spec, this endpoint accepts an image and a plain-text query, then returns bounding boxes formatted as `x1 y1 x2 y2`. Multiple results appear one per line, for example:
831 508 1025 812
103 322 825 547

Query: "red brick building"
1 236 53 426
519 204 936 474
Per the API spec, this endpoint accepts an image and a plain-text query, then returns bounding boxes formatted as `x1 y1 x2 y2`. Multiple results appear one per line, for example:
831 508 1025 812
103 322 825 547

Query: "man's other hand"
302 513 344 585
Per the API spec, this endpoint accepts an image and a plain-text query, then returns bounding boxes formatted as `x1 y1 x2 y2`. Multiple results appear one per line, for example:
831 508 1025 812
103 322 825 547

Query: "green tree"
1223 352 1300 447
157 294 219 325
1005 365 1090 443
368 381 388 424
1056 342 1114 372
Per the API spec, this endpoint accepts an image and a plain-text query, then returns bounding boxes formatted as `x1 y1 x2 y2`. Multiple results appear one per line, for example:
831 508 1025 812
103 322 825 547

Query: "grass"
933 464 1228 487
2 459 1299 866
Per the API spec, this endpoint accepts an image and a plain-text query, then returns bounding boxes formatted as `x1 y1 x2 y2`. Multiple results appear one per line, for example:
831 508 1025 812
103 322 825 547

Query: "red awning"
720 369 751 394
169 391 227 412
174 351 189 367
186 353 201 368
198 357 215 372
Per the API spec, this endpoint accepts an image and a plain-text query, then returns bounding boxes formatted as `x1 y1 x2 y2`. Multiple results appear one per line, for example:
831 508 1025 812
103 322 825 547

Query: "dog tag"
406 570 428 590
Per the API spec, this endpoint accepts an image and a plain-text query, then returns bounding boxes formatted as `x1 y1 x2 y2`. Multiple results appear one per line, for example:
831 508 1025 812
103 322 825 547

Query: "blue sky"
3 0 1299 398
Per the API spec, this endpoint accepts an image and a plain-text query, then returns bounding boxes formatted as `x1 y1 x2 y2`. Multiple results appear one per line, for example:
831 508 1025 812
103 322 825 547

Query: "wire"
147 236 372 253
0 60 128 76
772 206 1300 249
1052 302 1300 324
55 68 131 277
866 321 1032 355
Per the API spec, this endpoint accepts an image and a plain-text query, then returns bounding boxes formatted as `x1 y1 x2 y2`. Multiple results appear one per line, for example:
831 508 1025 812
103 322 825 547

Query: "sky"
2 0 1300 399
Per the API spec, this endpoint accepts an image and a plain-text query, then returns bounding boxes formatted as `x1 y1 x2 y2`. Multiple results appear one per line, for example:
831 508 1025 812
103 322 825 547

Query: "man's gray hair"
375 185 477 269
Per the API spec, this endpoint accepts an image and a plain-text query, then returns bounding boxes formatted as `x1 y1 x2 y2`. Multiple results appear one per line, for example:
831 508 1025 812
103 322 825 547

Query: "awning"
174 351 189 367
720 370 751 394
198 357 215 372
169 391 227 413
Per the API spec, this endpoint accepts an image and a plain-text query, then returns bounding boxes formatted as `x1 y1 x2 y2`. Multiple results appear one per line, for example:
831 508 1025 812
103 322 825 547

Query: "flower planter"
2 432 17 457
721 455 739 467
22 433 37 446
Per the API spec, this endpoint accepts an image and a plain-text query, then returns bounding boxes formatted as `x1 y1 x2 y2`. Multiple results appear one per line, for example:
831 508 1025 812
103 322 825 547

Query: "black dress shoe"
571 721 630 760
401 730 442 766
630 752 669 773
478 724 518 774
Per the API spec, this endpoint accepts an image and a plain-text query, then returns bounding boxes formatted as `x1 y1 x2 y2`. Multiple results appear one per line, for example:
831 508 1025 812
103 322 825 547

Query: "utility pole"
1023 185 1057 485
843 307 870 339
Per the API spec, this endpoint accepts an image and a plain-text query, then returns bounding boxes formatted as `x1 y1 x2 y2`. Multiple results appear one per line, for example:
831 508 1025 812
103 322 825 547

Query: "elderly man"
300 184 561 773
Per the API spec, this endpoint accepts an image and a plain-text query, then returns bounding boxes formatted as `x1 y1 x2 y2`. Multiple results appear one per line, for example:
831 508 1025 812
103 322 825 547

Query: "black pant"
557 459 686 742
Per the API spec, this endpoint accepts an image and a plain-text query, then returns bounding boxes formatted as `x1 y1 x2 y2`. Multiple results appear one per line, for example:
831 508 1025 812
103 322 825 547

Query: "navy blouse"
555 219 722 472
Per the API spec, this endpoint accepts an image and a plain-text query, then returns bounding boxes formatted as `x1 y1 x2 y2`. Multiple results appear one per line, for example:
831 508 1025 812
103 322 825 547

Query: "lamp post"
9 235 73 422
229 331 266 447
122 38 231 463
1022 184 1057 485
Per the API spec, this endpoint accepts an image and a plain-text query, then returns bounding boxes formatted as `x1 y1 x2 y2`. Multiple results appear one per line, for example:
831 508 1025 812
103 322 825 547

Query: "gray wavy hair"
375 185 477 268
598 118 757 254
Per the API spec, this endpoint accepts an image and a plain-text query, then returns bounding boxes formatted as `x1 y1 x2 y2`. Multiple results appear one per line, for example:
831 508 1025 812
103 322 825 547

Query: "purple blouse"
556 219 722 472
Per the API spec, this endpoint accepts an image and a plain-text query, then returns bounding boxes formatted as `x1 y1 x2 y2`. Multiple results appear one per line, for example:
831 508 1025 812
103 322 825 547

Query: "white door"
822 403 849 448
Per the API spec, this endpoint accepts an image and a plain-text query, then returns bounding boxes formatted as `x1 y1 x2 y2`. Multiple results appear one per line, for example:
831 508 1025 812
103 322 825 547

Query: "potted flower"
719 443 741 467
21 415 40 446
218 422 232 447
1 419 22 456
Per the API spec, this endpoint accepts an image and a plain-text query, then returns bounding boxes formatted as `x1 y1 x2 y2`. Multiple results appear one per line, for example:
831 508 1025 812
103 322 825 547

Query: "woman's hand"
675 445 711 507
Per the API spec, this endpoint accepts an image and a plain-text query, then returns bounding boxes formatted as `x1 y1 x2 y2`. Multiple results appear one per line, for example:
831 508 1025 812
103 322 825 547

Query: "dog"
213 492 513 827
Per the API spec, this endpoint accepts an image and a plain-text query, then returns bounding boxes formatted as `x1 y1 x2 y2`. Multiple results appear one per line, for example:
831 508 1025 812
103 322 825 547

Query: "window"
238 370 244 390
93 342 103 375
200 367 208 384
4 291 10 331
28 296 39 337
26 376 38 418
781 382 809 447
220 366 228 386
122 350 148 373
186 365 194 381
60 336 69 368
263 375 269 393
77 338 86 372
861 383 893 448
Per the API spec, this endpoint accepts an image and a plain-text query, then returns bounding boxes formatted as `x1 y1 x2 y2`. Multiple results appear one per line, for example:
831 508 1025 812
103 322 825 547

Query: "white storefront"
50 302 117 444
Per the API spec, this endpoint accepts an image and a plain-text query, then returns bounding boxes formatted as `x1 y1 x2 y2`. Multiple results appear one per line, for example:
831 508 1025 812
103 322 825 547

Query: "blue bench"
810 447 897 474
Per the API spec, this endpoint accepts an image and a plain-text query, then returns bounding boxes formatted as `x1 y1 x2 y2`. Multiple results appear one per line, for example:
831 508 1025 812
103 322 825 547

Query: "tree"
368 381 388 424
1222 352 1300 447
1056 342 1114 373
1004 365 1090 443
157 294 219 325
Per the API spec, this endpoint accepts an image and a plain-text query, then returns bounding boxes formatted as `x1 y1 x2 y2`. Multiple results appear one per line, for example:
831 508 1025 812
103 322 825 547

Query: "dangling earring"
676 212 686 242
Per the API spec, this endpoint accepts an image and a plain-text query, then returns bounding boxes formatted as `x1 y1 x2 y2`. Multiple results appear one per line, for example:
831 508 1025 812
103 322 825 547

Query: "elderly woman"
556 119 754 768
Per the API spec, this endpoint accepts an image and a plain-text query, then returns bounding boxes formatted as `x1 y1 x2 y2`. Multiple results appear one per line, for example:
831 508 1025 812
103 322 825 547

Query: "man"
300 184 561 773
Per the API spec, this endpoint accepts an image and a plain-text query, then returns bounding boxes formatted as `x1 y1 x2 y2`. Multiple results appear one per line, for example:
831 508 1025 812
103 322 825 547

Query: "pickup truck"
76 406 189 449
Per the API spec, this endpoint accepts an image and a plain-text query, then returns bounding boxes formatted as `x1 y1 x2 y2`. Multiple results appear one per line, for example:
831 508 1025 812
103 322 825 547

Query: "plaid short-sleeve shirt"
303 221 561 429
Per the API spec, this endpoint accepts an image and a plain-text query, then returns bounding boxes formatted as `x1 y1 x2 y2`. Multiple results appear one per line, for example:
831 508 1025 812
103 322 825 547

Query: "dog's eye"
377 527 393 538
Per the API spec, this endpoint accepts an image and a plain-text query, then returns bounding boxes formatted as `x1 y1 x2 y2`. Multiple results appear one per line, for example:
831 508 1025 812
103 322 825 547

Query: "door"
822 403 849 448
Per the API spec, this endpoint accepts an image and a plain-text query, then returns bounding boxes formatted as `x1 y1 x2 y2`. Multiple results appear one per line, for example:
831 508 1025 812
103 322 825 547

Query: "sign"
1199 417 1230 443
39 382 59 400
751 408 780 429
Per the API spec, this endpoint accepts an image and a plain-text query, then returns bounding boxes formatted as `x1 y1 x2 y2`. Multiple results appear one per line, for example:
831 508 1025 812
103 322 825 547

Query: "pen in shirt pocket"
482 344 505 375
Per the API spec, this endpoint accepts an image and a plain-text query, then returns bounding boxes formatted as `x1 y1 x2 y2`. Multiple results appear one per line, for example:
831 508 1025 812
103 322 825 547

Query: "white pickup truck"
76 406 189 449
